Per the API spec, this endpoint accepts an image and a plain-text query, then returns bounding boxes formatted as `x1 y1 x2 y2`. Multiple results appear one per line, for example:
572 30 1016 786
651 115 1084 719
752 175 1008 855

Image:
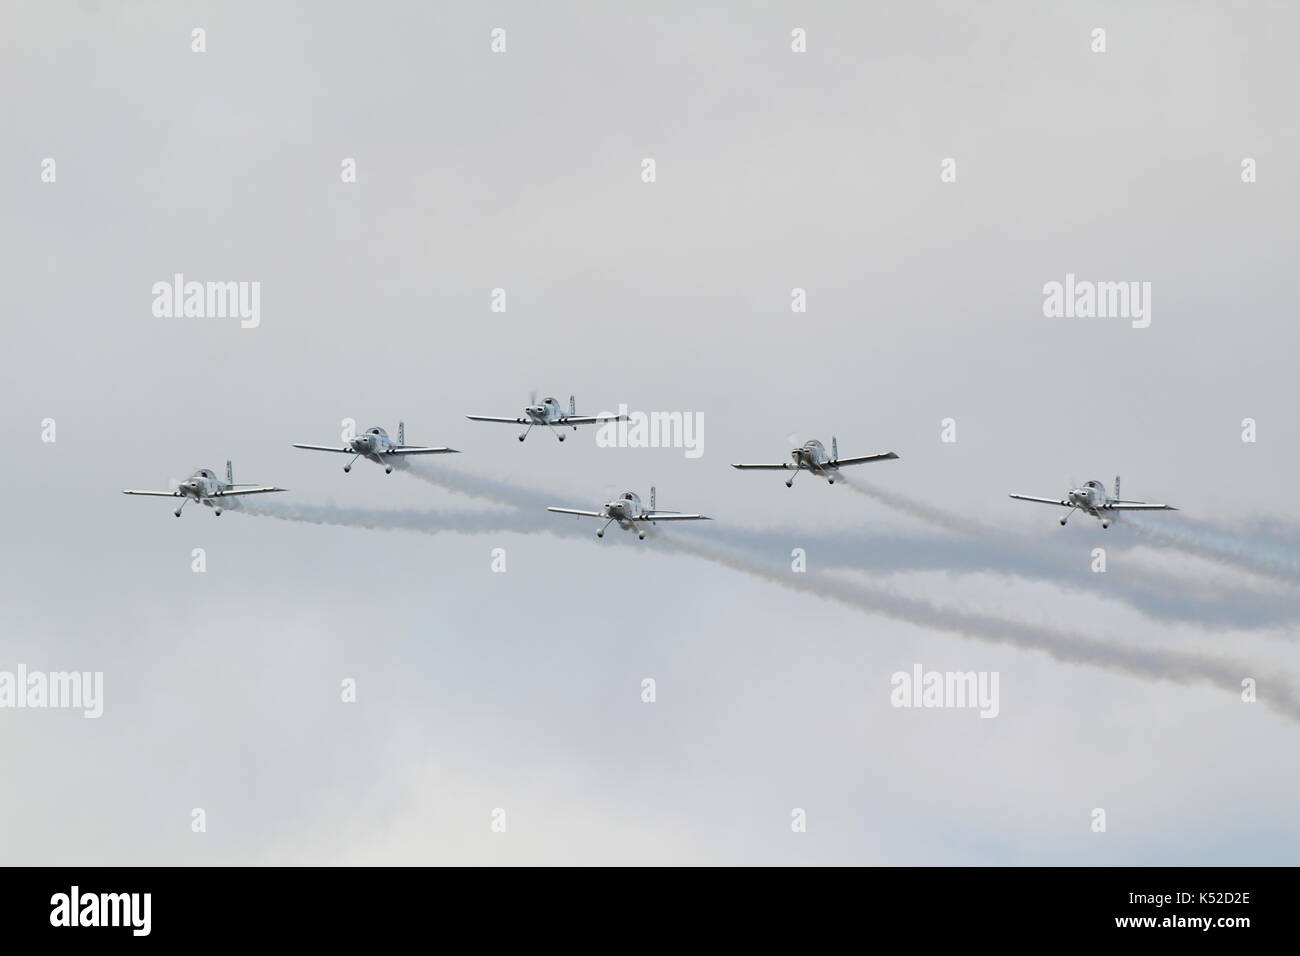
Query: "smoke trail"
839 471 1300 589
651 531 1300 725
227 497 571 538
1126 515 1300 585
398 459 553 510
838 474 988 537
229 493 1300 722
400 461 1300 630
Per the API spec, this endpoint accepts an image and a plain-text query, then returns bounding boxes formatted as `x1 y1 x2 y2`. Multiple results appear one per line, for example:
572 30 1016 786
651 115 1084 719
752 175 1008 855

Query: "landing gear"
384 465 393 474
828 477 836 485
174 499 187 518
1101 519 1111 529
598 517 615 538
215 509 222 516
785 479 794 488
558 433 565 442
1059 506 1078 527
638 531 646 540
519 424 534 442
344 452 362 473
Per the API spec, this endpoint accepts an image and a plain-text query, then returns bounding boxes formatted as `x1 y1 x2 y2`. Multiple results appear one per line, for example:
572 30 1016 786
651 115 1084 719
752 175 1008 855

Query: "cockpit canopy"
543 397 559 406
621 491 641 503
195 468 215 479
1085 480 1101 489
367 427 388 437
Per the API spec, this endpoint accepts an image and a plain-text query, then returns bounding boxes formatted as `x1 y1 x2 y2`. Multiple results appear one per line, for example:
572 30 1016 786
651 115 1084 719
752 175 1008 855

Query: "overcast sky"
2 0 1298 865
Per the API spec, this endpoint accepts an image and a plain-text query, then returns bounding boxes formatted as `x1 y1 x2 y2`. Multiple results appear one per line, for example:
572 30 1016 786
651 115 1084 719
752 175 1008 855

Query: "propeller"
529 389 538 406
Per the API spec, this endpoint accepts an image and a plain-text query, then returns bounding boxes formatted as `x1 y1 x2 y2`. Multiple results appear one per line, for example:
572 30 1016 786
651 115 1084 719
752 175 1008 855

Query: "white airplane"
122 461 285 517
1009 476 1177 528
466 394 625 442
732 437 898 487
547 487 710 540
293 423 458 474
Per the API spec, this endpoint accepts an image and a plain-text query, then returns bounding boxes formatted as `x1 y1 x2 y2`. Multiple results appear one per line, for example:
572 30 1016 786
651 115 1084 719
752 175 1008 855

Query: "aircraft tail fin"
1115 475 1121 501
570 395 576 417
832 436 839 462
226 460 233 486
399 421 405 446
650 486 656 511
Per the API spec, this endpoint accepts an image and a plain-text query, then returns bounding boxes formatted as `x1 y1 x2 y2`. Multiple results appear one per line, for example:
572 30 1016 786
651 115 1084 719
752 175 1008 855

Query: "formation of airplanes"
121 398 1181 535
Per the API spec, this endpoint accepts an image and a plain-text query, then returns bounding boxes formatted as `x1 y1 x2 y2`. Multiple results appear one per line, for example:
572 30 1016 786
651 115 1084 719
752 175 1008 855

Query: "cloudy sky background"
2 0 1297 864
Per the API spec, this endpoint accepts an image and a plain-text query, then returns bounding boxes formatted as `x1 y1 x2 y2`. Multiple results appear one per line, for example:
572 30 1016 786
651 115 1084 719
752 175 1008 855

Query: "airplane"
731 437 898 487
547 487 710 539
293 422 458 473
1009 476 1177 528
122 460 285 517
466 394 625 442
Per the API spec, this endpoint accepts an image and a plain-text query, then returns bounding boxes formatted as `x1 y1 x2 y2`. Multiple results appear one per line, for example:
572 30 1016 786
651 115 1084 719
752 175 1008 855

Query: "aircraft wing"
466 415 526 424
213 486 286 497
643 512 710 521
1106 502 1177 511
833 452 899 466
1008 494 1069 507
560 414 626 425
731 462 795 470
122 489 182 497
390 446 459 455
293 443 349 453
547 507 605 517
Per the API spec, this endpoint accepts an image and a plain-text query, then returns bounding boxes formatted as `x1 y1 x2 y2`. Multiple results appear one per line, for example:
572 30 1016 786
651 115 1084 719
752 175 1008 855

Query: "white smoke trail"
226 497 574 538
651 532 1300 725
231 478 1300 724
839 472 1300 589
838 474 989 537
1126 515 1300 585
401 461 1300 630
